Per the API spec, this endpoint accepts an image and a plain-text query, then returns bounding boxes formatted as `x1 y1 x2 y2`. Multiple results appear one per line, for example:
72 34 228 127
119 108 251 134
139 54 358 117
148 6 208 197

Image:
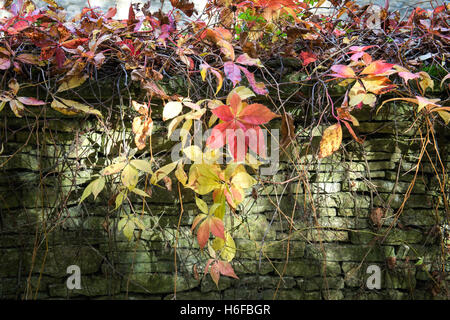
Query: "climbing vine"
0 0 449 290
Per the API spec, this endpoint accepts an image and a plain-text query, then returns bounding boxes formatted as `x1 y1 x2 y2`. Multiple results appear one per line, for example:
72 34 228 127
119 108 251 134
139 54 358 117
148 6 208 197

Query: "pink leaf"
17 97 46 106
235 53 261 66
398 71 420 82
218 261 239 279
330 65 356 78
0 58 11 70
223 61 242 86
238 66 268 95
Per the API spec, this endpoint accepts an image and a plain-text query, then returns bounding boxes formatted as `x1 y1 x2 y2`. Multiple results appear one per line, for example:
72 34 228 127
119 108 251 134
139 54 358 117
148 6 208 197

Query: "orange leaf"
318 123 342 159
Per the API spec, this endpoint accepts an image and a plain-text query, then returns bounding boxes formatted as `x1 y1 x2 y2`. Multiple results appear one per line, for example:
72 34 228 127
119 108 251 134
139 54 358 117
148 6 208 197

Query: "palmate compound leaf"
191 214 225 249
318 123 342 159
118 215 146 241
204 259 239 288
212 232 236 262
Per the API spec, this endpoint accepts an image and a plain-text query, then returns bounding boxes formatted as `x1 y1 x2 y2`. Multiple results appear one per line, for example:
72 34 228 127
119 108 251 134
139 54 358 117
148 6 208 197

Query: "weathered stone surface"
1 81 447 300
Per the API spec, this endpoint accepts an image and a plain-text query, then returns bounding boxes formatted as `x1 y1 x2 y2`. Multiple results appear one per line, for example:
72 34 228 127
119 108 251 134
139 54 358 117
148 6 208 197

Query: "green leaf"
80 177 105 203
80 181 94 203
115 189 127 209
415 257 424 266
118 216 135 241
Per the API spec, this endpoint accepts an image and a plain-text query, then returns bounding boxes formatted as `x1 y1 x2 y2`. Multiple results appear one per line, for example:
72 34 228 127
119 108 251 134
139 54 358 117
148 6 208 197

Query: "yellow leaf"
318 124 342 159
130 159 153 173
167 115 184 138
118 216 135 241
217 39 235 61
102 161 127 175
437 111 450 124
180 119 192 146
163 101 183 121
131 188 150 197
56 74 88 93
200 66 207 81
418 71 434 92
175 161 188 185
195 196 209 214
51 98 102 117
231 171 257 189
121 164 139 189
150 161 178 185
115 189 127 209
183 145 203 163
212 232 236 262
226 86 255 105
9 100 25 118
91 177 105 199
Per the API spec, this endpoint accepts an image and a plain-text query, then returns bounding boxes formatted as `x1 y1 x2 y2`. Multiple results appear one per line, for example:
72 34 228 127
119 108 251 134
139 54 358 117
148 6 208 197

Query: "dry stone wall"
0 76 449 300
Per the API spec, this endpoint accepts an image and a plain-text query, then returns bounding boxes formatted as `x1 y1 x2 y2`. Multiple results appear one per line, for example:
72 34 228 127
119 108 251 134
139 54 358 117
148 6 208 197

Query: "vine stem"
173 182 185 299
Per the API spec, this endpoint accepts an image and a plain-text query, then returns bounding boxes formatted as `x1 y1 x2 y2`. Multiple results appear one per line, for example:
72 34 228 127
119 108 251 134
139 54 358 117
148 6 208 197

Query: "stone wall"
0 77 449 300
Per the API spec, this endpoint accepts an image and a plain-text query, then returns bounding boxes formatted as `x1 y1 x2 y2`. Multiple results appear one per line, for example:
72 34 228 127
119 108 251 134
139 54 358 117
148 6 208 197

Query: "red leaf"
209 217 225 240
61 38 89 49
12 20 28 32
197 219 210 249
104 7 117 19
128 4 136 24
210 262 220 286
398 71 420 82
207 93 278 160
54 48 65 68
212 105 234 121
206 122 230 149
218 261 239 279
246 125 266 158
238 103 279 125
342 120 363 144
299 51 317 66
